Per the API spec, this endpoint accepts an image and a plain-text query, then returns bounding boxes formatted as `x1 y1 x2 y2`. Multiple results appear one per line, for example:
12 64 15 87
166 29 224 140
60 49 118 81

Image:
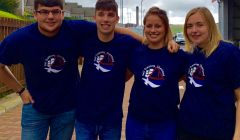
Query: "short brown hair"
95 0 118 15
34 0 64 10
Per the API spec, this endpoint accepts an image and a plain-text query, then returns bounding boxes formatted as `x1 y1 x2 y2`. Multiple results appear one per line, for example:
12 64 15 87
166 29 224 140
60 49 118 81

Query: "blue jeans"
21 104 75 140
126 114 177 140
75 120 122 140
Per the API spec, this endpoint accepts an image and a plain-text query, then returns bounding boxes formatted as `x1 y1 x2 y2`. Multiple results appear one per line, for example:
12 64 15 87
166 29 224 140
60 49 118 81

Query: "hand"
233 134 240 140
167 40 180 53
142 37 148 45
20 89 34 104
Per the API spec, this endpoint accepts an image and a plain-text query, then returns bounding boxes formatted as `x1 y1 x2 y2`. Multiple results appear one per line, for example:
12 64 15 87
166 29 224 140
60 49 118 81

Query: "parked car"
173 32 185 44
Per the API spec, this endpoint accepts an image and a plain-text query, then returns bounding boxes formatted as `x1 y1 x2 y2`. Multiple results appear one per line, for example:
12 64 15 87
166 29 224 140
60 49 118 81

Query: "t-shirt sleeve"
177 50 189 78
0 36 21 65
227 46 240 89
126 36 142 69
66 20 97 57
67 20 97 40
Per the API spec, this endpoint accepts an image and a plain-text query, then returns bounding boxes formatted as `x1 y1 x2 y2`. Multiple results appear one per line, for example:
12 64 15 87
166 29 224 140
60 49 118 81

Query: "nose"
102 15 109 21
192 25 197 32
150 27 156 32
47 12 54 18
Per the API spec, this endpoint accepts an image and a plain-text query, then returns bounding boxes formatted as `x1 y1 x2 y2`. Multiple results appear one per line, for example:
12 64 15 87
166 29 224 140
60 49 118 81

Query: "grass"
170 24 184 35
0 10 24 20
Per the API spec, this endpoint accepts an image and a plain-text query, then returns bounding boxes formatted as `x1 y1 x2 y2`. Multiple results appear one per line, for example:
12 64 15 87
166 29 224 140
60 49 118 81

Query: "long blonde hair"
184 7 222 57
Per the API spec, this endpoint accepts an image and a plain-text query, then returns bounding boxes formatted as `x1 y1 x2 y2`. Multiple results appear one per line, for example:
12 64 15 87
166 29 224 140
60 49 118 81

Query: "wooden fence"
0 17 32 93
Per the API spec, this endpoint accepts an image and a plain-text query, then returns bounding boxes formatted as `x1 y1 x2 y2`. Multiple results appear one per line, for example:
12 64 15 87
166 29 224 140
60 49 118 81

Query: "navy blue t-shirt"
128 45 187 122
0 20 96 114
76 33 140 124
179 41 240 139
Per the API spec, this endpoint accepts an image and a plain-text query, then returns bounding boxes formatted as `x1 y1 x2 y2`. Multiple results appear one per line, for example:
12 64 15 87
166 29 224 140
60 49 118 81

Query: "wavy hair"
143 7 171 46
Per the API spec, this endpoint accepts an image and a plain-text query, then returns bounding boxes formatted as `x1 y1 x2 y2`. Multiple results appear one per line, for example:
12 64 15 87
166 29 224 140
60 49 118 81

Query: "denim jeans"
21 104 75 140
75 120 122 140
126 114 177 140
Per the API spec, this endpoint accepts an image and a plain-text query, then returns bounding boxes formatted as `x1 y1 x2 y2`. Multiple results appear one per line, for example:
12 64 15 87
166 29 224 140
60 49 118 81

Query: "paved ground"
0 78 185 140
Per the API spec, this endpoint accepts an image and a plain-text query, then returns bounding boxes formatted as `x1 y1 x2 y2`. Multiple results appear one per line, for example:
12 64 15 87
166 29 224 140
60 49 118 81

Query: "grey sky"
65 0 219 24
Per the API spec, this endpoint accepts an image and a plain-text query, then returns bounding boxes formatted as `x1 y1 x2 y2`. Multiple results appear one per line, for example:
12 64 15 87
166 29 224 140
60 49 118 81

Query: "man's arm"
115 27 143 42
0 63 34 104
234 87 240 140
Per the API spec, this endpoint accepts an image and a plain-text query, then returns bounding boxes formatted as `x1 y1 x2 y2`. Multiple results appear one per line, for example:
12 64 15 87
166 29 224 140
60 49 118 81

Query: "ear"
61 11 64 20
93 15 96 21
115 15 119 23
33 11 38 21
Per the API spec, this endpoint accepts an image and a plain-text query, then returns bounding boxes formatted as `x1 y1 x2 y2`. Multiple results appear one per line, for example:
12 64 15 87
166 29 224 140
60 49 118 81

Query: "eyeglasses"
35 9 63 17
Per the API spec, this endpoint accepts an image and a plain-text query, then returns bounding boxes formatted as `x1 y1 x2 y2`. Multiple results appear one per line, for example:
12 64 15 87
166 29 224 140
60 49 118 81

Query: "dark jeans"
75 120 122 140
126 114 177 140
21 104 75 140
178 128 221 140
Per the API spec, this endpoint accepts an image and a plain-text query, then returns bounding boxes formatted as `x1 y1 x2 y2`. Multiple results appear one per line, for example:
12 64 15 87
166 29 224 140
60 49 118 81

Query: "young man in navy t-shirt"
0 0 96 139
74 0 141 140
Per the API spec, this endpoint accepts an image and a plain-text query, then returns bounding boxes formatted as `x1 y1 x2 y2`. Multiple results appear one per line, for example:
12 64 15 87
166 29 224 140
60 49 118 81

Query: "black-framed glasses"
35 9 63 17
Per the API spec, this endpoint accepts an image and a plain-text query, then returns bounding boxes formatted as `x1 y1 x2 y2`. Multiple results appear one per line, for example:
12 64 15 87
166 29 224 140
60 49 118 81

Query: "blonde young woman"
179 7 240 140
125 7 187 140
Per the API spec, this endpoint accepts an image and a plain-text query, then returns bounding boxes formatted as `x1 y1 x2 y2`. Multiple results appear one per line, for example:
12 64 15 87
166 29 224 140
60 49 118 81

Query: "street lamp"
119 0 123 25
140 0 144 26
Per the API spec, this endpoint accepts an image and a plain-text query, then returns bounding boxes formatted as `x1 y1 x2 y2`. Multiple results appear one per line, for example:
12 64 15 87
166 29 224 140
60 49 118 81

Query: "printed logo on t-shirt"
142 65 165 88
94 51 114 72
188 63 205 87
44 55 66 73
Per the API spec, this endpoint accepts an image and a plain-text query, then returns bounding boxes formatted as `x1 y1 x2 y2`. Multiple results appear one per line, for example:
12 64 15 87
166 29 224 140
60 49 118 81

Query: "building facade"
219 0 240 46
21 0 94 20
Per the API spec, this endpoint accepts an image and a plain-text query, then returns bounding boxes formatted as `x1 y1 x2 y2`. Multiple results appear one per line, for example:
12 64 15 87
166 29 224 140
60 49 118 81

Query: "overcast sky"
65 0 219 25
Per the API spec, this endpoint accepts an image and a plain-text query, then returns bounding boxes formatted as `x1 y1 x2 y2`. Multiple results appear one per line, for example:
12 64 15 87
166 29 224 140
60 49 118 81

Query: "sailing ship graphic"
94 51 114 72
142 65 165 88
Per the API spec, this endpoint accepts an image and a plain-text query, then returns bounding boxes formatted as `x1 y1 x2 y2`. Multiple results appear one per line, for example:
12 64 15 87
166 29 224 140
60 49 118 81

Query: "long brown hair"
143 7 171 46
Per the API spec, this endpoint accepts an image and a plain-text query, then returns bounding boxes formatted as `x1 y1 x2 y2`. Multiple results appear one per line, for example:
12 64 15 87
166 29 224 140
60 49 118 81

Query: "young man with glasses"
0 0 96 139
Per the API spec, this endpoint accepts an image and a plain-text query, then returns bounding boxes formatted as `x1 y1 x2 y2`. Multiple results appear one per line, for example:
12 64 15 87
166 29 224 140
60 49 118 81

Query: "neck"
97 31 114 42
148 41 165 50
38 26 59 37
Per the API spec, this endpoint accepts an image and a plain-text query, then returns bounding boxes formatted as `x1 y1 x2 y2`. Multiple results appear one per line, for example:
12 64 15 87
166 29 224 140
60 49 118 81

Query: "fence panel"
0 17 31 93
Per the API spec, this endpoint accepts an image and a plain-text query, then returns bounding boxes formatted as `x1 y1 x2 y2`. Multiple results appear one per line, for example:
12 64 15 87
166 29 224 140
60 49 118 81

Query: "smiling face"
94 9 119 37
33 4 64 37
144 15 166 48
185 12 209 48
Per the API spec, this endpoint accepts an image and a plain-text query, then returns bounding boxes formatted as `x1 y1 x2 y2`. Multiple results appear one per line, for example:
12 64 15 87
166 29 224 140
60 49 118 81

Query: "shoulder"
217 40 240 56
213 41 240 64
64 20 96 30
3 23 37 42
114 33 141 46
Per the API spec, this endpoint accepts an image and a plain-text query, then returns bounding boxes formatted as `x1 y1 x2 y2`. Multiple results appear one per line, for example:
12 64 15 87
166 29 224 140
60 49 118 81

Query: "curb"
0 93 22 115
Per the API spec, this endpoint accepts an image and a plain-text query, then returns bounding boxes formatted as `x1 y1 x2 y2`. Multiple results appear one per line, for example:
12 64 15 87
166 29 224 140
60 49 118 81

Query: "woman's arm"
125 69 133 82
233 87 240 140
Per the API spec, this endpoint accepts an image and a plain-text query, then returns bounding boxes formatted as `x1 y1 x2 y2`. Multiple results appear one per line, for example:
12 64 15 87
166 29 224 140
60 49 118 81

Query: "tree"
0 0 19 14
